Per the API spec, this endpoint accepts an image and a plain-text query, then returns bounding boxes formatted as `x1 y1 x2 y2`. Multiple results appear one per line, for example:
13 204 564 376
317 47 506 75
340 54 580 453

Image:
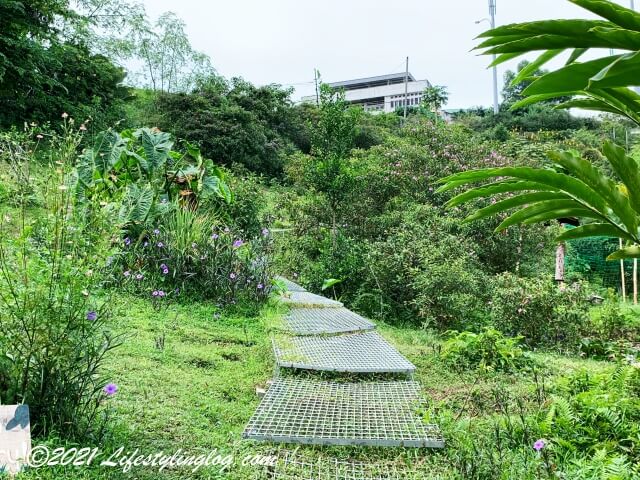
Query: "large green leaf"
512 49 563 86
570 0 640 32
437 167 610 218
523 56 621 96
602 141 640 216
495 201 601 231
547 150 637 233
137 128 173 172
446 180 558 207
476 19 612 39
607 245 640 260
588 50 640 89
556 223 635 242
554 98 627 116
463 192 569 223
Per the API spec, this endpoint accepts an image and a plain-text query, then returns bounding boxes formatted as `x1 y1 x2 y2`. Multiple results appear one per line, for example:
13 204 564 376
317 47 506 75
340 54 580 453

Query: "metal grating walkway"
243 378 444 448
275 276 307 292
273 331 416 373
280 291 344 308
267 453 429 479
282 307 376 335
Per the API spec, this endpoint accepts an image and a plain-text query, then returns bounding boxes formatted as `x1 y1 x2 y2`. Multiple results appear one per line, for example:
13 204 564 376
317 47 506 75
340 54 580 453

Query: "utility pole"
404 56 409 119
489 0 499 114
314 69 320 106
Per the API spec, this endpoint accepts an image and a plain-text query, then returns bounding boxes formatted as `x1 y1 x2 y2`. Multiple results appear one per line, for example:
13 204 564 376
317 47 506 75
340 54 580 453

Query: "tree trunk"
555 243 565 284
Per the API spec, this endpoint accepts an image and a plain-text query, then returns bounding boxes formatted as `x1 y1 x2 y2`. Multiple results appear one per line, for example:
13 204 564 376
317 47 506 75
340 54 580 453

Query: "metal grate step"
280 291 344 308
273 331 415 374
243 378 444 448
281 308 376 335
275 276 307 292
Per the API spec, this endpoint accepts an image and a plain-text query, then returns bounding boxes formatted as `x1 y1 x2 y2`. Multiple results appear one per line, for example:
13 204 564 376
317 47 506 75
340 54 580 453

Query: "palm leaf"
464 192 569 223
557 223 635 242
607 245 640 260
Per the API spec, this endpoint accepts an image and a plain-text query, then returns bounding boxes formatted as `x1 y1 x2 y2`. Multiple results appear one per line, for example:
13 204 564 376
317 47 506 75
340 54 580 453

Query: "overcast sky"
139 0 612 109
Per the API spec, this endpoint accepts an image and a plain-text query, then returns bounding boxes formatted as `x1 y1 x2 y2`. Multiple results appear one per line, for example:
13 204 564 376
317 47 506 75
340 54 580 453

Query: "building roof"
328 73 417 91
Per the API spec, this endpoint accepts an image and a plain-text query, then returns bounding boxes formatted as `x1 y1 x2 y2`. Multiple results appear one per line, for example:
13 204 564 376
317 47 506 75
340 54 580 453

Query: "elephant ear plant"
438 0 640 260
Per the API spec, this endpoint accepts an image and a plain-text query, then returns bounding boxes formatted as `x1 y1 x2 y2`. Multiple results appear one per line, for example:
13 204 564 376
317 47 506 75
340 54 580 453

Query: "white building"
302 72 431 113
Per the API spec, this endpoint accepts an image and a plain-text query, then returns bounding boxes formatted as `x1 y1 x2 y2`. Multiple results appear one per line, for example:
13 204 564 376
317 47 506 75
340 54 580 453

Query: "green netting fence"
566 235 633 293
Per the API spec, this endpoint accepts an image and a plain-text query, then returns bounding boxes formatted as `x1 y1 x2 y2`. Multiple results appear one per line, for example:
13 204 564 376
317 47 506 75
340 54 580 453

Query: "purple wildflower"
158 290 165 297
123 270 131 277
153 229 160 236
229 272 237 280
152 290 159 297
124 237 131 246
262 228 270 237
162 268 169 275
157 242 164 248
233 239 244 248
104 383 118 396
257 283 264 290
533 439 546 451
160 263 167 269
86 311 97 321
211 233 219 240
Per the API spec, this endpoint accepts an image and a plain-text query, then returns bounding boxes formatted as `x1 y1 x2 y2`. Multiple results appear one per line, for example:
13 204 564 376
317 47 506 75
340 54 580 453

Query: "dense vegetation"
1 0 640 479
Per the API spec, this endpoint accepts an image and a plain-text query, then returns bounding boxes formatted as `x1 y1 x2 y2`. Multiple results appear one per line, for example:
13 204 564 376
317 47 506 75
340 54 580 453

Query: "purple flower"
153 229 160 236
152 290 159 297
86 311 97 321
104 383 118 396
162 268 169 275
257 283 264 290
160 263 167 269
135 274 144 280
157 242 164 248
229 272 237 280
143 241 149 247
158 290 165 297
233 239 244 248
123 270 131 277
533 439 546 451
211 233 219 240
262 228 270 237
124 237 131 246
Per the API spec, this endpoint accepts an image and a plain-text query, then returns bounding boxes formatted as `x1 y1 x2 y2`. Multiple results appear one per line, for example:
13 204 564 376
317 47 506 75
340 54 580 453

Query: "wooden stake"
634 258 638 305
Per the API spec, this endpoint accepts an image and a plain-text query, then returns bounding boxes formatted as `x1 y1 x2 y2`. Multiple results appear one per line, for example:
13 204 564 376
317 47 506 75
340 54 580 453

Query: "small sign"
0 405 31 474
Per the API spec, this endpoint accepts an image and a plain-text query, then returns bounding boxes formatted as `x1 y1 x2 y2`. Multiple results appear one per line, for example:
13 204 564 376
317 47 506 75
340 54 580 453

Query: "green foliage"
75 127 231 234
490 273 590 348
0 126 120 439
114 208 273 307
541 366 640 474
153 78 304 177
441 328 535 373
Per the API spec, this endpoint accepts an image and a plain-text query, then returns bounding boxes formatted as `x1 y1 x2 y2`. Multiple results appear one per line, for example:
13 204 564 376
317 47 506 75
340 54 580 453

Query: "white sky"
139 0 617 109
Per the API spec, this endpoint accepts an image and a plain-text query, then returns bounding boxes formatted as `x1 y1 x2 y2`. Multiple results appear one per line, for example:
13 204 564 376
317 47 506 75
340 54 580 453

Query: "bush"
0 126 119 439
490 273 590 348
114 207 273 307
540 366 640 475
441 328 535 373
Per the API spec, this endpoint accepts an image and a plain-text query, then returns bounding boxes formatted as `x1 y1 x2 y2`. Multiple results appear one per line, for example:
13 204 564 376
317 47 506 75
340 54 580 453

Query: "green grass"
13 296 615 479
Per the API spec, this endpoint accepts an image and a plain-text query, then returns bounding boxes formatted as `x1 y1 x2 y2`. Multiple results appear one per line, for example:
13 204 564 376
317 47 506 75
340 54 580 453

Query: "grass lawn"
15 295 613 479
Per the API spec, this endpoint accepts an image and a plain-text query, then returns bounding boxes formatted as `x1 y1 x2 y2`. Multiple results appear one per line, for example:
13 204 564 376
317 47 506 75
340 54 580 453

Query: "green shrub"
441 328 535 373
490 273 589 348
114 207 273 307
0 125 120 439
540 366 640 474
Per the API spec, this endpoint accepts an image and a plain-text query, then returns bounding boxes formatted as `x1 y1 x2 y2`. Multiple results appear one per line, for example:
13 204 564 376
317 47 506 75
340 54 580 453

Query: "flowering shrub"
0 122 121 439
490 273 590 348
115 206 273 307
